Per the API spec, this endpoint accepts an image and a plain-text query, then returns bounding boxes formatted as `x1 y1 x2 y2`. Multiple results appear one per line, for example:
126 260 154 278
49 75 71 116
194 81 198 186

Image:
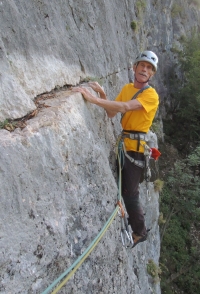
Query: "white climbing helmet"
134 50 158 71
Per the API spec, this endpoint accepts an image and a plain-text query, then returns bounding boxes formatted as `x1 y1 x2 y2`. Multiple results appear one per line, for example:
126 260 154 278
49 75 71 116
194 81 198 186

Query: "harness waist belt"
121 131 147 151
122 133 147 141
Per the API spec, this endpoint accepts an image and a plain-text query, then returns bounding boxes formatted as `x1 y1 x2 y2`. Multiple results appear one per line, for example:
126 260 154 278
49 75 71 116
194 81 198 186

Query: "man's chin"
137 77 148 83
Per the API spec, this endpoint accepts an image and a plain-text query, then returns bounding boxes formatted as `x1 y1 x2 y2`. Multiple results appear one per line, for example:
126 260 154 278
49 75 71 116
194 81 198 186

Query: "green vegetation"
158 212 166 225
0 119 9 129
154 179 164 192
130 21 137 31
160 33 200 293
81 76 103 86
151 119 163 141
164 34 200 153
0 119 16 131
151 120 161 134
160 150 200 293
135 0 147 20
171 4 183 17
136 0 146 10
147 259 162 284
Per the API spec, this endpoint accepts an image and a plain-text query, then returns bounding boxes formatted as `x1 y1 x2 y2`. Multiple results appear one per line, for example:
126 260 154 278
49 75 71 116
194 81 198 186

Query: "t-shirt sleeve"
137 88 159 113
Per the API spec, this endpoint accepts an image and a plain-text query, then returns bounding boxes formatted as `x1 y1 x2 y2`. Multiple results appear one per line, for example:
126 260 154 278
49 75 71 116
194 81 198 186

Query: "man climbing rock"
72 51 159 248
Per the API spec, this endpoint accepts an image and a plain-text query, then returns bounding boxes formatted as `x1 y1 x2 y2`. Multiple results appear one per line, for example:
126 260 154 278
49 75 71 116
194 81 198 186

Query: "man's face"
134 61 155 82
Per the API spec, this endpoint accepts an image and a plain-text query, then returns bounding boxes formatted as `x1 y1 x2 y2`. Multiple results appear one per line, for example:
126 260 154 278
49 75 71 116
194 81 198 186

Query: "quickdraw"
116 200 133 247
143 144 152 200
120 211 134 248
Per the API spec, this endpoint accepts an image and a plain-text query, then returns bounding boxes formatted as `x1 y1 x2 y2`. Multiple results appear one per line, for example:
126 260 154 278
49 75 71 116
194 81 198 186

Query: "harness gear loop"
122 141 144 167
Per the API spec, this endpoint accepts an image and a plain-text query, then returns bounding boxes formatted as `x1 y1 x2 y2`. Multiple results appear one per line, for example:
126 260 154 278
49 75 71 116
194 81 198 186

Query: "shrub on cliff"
159 144 200 293
163 33 200 154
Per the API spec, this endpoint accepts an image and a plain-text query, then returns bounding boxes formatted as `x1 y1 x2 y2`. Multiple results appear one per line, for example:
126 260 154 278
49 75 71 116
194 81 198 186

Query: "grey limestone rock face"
0 91 160 294
1 0 200 120
0 0 200 293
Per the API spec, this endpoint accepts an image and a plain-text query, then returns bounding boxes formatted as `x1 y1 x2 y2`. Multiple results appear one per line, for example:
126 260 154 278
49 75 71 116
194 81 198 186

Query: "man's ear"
133 64 137 72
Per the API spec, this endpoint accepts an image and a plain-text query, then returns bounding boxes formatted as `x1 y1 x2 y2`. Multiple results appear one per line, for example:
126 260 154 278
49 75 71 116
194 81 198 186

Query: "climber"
72 50 159 248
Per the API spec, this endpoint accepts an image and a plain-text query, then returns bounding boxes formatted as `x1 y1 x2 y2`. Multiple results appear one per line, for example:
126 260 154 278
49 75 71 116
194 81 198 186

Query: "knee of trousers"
122 195 141 211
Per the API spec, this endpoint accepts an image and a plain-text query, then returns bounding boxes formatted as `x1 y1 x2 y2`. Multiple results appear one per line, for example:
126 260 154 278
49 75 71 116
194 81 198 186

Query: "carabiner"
120 216 134 248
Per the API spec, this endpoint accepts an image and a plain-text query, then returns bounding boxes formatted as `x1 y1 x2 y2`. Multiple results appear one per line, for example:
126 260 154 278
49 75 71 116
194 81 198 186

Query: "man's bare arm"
72 84 143 118
96 98 142 118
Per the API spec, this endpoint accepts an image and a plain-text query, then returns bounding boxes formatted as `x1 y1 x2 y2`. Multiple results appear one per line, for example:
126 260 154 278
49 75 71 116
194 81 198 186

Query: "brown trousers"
118 151 147 237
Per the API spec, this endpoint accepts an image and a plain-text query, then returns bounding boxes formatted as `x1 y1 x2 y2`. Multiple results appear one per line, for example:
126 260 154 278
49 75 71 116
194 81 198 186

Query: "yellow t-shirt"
115 83 159 153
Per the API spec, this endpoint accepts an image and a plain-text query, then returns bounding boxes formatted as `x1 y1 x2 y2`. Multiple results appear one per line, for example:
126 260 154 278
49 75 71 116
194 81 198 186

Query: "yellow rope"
51 207 119 294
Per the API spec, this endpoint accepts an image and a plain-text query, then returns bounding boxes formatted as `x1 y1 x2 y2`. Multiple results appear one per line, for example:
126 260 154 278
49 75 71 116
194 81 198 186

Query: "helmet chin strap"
135 75 150 84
